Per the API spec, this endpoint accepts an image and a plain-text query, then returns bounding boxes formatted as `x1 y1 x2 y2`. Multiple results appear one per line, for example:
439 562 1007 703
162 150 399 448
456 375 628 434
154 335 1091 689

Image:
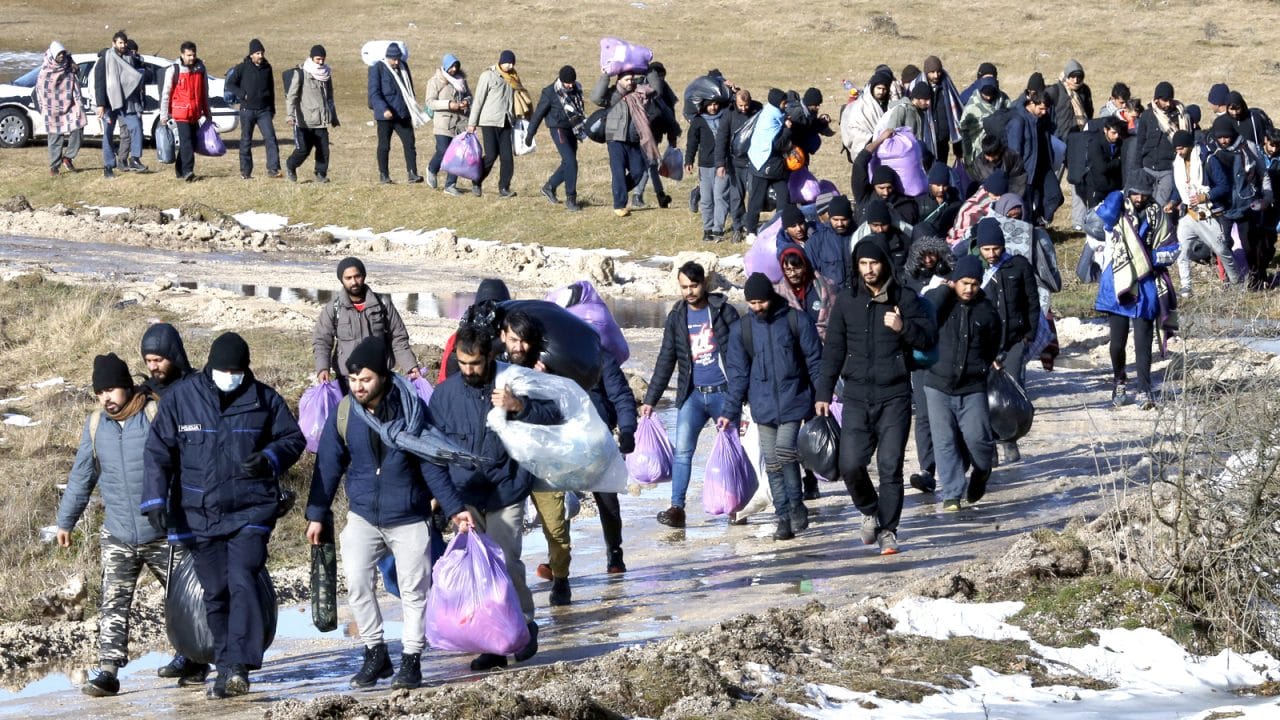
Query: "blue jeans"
607 140 646 209
757 421 803 520
670 389 724 508
102 109 142 169
547 127 579 198
238 107 280 176
427 134 459 186
923 387 993 502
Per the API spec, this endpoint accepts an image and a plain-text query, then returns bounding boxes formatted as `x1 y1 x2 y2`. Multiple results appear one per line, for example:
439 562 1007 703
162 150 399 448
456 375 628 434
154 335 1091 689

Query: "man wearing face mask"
313 257 420 394
141 333 305 699
140 322 194 397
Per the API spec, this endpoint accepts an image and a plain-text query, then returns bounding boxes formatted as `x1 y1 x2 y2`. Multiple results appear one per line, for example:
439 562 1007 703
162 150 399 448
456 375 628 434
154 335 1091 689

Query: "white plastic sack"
361 40 409 67
487 364 628 493
513 119 536 156
732 417 773 521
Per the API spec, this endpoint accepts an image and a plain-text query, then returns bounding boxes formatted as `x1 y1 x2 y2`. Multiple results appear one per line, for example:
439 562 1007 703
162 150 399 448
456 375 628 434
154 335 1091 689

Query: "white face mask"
211 370 245 392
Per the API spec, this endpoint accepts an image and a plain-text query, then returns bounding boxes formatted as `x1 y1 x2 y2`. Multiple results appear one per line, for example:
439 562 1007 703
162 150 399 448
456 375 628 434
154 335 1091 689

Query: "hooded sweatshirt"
140 323 194 396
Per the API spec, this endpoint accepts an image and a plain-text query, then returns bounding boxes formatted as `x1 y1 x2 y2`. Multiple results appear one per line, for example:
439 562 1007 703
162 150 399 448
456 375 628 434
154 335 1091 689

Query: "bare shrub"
867 12 899 37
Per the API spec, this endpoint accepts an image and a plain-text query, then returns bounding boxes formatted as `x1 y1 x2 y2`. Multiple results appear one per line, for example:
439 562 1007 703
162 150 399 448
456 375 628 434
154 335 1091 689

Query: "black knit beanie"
92 353 133 393
827 194 853 219
744 273 774 302
207 333 251 371
337 256 366 280
249 38 265 55
346 336 389 376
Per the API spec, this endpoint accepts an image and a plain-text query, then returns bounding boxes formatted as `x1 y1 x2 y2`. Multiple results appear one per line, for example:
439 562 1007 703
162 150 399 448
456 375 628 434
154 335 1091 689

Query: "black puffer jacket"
923 286 1002 394
983 253 1040 352
903 235 955 295
644 294 739 409
228 56 276 113
816 242 938 404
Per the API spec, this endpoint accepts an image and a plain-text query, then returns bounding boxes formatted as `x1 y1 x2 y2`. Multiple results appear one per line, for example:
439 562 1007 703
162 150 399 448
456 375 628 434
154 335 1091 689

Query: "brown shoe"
535 563 553 581
656 506 686 528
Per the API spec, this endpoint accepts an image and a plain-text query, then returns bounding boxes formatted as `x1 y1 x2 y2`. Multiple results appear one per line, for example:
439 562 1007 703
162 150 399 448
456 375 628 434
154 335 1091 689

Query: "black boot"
549 577 572 606
802 470 820 500
967 467 992 504
223 665 249 697
350 643 393 689
514 621 539 662
470 653 508 671
379 173 393 184
391 653 422 690
773 517 795 540
565 194 582 212
790 505 810 532
606 546 626 574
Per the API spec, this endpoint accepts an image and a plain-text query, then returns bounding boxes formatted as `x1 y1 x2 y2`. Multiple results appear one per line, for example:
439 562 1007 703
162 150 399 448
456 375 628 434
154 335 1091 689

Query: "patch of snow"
888 597 1029 641
233 211 290 232
317 225 378 242
31 377 64 389
2 413 40 427
720 254 745 268
0 395 26 406
162 208 181 220
89 206 130 218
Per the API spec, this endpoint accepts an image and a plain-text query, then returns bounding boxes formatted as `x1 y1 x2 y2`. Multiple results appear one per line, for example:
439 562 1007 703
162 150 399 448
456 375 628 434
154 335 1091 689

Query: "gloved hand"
145 508 168 534
618 430 636 455
243 452 274 478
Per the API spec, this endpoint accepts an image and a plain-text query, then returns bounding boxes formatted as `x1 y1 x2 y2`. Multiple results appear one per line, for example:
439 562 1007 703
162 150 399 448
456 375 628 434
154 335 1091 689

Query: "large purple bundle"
626 415 673 485
299 381 342 454
702 429 758 515
869 126 926 197
545 280 630 364
600 37 653 76
744 218 784 283
424 531 531 656
788 168 821 204
195 120 226 157
442 132 483 182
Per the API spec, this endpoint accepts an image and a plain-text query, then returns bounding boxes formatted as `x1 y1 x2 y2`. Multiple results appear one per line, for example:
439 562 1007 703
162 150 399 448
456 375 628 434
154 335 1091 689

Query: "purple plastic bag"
744 218 783 282
600 37 652 75
299 381 342 454
545 280 630 364
410 376 434 405
425 530 530 656
626 415 673 485
868 126 926 197
787 168 820 204
702 428 759 515
195 120 226 157
442 132 483 182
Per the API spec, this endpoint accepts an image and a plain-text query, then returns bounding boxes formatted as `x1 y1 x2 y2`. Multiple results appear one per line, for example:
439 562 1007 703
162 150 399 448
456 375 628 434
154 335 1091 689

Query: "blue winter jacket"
588 354 638 434
1005 106 1041 181
59 399 161 545
307 383 468 527
723 302 823 425
141 370 305 540
421 364 561 512
368 61 414 122
804 223 853 289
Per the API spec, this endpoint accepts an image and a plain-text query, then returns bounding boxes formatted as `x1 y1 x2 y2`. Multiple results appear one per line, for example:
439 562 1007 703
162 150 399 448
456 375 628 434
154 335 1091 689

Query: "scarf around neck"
304 58 330 82
623 85 661 164
106 390 150 423
382 60 430 127
555 80 584 121
498 66 533 118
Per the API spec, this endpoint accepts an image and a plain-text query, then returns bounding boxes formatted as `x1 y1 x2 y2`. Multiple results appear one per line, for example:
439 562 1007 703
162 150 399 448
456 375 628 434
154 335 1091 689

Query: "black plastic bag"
165 548 279 664
798 415 841 480
498 300 604 390
987 369 1034 442
310 540 338 632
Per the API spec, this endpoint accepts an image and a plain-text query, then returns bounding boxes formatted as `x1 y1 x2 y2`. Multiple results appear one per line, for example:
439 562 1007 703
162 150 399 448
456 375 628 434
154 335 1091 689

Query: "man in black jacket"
814 238 937 555
642 262 740 527
226 39 280 179
94 30 147 178
527 65 585 212
715 89 762 242
923 255 1002 511
1135 82 1189 208
1084 117 1126 207
974 217 1039 464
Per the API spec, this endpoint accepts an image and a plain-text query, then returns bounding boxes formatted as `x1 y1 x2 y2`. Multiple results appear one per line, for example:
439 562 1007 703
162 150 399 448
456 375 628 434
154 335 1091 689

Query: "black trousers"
592 492 623 552
479 122 514 191
838 394 912 533
910 369 935 476
174 120 198 178
745 173 791 234
187 527 270 669
1108 314 1154 391
376 117 417 178
288 127 330 178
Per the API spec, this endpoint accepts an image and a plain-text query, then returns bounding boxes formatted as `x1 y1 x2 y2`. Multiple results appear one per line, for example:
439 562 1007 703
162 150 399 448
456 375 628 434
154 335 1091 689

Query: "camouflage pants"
98 532 174 666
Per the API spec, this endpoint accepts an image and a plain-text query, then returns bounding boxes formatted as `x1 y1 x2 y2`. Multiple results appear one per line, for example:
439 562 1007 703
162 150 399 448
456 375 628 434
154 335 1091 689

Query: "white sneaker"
859 513 878 545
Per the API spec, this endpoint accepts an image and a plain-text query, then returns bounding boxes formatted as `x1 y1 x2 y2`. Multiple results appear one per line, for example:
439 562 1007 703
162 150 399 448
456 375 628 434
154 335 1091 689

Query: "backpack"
731 112 760 160
223 65 240 106
1065 129 1095 187
281 67 298 98
88 400 159 465
335 395 352 443
982 106 1016 143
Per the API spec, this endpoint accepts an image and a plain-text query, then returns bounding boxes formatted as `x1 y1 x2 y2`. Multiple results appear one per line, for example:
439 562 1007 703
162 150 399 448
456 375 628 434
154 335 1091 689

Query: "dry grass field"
3 0 1280 256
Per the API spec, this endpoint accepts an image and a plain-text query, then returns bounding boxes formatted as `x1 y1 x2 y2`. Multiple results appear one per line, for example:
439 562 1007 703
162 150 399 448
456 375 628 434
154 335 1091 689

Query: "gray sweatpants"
1177 215 1241 290
468 502 535 623
698 166 731 233
924 387 994 502
47 129 82 169
340 512 431 654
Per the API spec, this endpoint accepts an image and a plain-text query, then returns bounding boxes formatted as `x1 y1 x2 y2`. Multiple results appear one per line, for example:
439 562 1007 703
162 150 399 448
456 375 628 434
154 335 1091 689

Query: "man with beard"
94 30 148 178
842 70 894 198
140 323 194 397
1135 82 1190 209
313 257 419 394
815 238 937 555
1210 114 1274 289
424 324 557 670
160 41 211 182
226 38 281 180
1005 92 1062 225
920 55 965 168
142 333 305 698
916 163 963 237
959 78 1008 172
806 194 856 288
716 89 762 242
59 354 204 696
307 337 472 690
720 273 822 540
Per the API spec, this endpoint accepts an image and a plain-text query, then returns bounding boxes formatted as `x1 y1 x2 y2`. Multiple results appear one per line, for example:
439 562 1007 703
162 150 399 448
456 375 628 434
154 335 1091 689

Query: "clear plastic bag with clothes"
487 363 628 493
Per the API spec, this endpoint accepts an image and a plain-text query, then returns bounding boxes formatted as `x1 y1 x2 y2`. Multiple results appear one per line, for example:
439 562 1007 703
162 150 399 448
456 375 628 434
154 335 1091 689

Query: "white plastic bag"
513 119 537 156
487 364 627 493
361 40 409 67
